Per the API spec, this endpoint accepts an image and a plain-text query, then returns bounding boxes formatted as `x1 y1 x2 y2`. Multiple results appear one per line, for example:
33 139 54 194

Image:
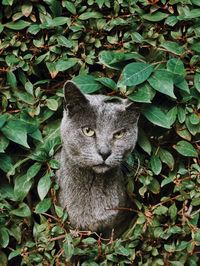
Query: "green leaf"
131 32 144 43
161 176 173 187
194 72 200 93
73 75 102 93
55 58 77 72
25 81 34 95
10 203 31 217
82 262 99 266
160 41 185 55
96 77 117 90
27 24 40 35
191 0 200 6
164 243 176 253
27 163 42 180
189 113 200 125
6 54 20 66
148 178 160 194
0 228 9 248
142 105 171 129
191 42 200 53
1 120 29 148
174 140 198 157
82 237 97 245
35 198 52 213
193 229 200 242
0 23 4 34
7 71 17 89
137 213 146 224
182 8 200 19
37 172 52 200
148 70 176 99
0 135 9 152
54 205 64 218
177 106 186 123
98 51 144 70
57 36 73 48
78 12 103 20
0 114 9 129
176 80 190 94
150 155 162 175
14 175 33 201
96 0 104 8
118 62 153 86
167 106 177 126
31 124 61 161
175 123 191 141
9 224 21 243
153 205 168 215
49 159 60 169
165 15 178 26
168 203 177 221
170 261 184 266
63 234 74 262
142 12 169 21
41 17 70 28
137 129 152 155
8 250 21 261
167 58 185 76
0 154 13 172
29 129 43 142
46 98 59 111
21 2 33 17
115 245 130 256
14 163 41 200
158 148 175 170
166 225 182 235
185 117 199 136
167 58 186 83
128 83 156 103
176 241 189 252
5 20 31 30
192 198 200 207
63 1 76 14
46 62 58 79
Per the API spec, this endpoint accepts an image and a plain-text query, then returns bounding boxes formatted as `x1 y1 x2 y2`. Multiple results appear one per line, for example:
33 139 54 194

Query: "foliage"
0 0 200 265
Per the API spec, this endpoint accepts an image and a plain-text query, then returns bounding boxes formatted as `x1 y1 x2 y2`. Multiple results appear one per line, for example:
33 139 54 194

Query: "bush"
0 0 199 265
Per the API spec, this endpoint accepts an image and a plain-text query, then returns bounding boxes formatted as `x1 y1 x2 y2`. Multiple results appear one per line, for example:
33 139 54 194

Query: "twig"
50 234 66 242
105 207 139 213
40 212 61 222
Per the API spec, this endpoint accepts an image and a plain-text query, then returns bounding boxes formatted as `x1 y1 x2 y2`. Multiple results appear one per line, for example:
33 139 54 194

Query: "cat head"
61 81 139 174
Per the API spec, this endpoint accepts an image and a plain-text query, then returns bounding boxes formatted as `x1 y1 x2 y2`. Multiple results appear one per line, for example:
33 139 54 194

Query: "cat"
55 81 139 238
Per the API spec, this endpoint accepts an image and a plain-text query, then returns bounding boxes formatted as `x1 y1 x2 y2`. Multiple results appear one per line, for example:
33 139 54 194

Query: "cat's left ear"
63 81 89 115
125 100 140 122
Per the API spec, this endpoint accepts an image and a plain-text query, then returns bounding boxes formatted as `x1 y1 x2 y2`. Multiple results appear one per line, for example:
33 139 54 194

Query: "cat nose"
98 147 111 161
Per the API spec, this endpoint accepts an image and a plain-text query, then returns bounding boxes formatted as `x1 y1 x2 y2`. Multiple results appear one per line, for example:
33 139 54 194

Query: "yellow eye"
82 127 95 137
114 130 125 139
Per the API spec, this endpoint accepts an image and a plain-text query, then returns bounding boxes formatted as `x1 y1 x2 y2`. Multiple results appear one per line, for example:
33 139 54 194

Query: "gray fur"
55 81 139 238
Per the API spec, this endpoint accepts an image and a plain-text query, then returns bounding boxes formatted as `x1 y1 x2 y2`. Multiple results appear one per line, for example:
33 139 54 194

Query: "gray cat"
55 81 139 238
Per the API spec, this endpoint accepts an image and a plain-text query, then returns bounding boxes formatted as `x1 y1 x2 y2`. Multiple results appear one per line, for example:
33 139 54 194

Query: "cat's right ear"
63 81 89 116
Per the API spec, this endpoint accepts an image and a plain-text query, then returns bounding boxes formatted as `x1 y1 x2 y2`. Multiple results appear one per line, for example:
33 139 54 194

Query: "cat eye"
114 130 125 139
82 127 95 137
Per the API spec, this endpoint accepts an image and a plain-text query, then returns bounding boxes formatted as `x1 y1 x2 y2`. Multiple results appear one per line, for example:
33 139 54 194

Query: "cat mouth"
92 164 110 173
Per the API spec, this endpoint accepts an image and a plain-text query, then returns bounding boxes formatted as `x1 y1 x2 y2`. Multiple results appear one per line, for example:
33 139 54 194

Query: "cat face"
61 81 139 174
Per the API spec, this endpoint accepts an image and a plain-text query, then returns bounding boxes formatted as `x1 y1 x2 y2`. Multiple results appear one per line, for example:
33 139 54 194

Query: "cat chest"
59 182 127 230
66 184 125 212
